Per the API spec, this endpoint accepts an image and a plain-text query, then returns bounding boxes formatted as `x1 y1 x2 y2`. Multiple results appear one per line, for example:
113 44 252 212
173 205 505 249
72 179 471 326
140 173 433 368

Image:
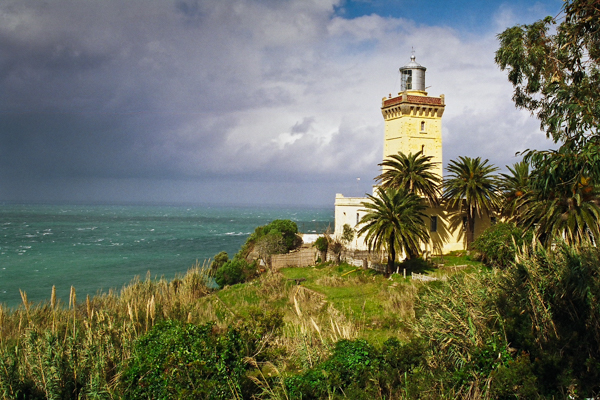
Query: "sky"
0 0 564 207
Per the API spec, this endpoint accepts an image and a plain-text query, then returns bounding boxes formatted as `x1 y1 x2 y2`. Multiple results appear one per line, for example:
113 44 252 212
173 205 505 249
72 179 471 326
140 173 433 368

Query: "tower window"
421 145 425 154
430 216 438 232
401 70 413 91
356 213 360 225
421 121 425 131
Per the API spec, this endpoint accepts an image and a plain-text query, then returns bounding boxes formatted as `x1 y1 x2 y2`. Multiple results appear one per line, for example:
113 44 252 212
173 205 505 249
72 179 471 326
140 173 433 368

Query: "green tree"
341 223 355 245
442 156 500 248
215 258 256 287
495 0 600 146
516 147 600 246
254 232 287 269
357 187 429 276
237 219 300 260
496 0 600 248
209 251 229 275
498 160 531 219
376 151 442 205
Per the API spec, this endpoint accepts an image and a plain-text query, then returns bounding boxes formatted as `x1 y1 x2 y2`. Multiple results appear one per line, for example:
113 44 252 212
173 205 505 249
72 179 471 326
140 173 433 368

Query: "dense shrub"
313 236 328 252
238 219 301 260
264 219 300 251
473 222 531 268
412 242 600 398
214 258 256 287
209 251 229 275
285 338 426 399
122 321 255 400
398 257 434 273
495 242 600 396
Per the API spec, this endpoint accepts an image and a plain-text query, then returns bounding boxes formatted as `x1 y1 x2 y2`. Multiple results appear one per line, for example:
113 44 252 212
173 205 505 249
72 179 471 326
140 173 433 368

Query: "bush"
210 251 229 274
341 224 355 245
313 236 328 252
214 258 256 287
122 321 254 400
285 338 427 399
410 242 600 397
285 339 379 399
265 219 300 251
398 257 434 273
473 222 531 268
237 219 300 260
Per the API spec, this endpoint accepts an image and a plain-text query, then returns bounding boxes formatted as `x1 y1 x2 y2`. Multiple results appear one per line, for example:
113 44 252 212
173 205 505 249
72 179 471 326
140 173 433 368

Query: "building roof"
382 94 443 108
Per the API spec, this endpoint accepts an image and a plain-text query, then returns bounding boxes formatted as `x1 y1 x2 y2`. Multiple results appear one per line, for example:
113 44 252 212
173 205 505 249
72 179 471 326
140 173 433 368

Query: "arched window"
421 121 425 131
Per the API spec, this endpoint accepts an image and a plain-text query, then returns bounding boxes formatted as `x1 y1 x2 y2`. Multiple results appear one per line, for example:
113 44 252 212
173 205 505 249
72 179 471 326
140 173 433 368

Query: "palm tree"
443 156 501 248
516 147 600 246
376 151 442 205
499 160 531 219
357 187 430 276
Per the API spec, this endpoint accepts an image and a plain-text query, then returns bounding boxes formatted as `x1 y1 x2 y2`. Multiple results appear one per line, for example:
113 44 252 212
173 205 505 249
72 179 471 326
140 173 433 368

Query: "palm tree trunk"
387 237 395 277
467 211 475 249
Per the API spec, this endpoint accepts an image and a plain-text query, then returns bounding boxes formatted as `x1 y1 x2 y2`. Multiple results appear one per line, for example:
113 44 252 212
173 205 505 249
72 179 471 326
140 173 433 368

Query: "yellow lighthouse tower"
335 53 484 256
381 55 445 178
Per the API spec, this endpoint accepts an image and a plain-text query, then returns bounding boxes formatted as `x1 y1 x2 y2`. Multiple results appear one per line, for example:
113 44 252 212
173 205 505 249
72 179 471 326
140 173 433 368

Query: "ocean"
0 203 333 308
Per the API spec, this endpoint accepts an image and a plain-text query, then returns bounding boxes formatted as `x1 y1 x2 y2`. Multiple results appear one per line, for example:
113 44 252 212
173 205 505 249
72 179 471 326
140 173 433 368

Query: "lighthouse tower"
381 55 445 178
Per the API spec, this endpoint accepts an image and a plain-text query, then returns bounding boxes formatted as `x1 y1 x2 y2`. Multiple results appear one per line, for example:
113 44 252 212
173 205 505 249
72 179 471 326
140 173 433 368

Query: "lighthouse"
381 55 445 179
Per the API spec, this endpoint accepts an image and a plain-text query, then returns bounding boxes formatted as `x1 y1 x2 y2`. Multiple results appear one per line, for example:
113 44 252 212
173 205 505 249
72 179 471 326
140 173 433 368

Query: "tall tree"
375 151 442 206
442 156 500 248
499 160 531 219
517 147 600 246
496 0 600 246
357 187 429 276
495 0 600 146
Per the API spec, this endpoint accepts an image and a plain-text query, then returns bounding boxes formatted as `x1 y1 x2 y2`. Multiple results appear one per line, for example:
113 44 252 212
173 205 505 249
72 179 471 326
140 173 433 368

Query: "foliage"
498 160 531 219
376 151 442 205
496 0 600 249
473 222 532 268
313 236 328 252
285 338 425 399
238 219 300 260
210 251 229 274
259 219 300 252
214 258 257 287
0 263 213 400
442 156 501 247
517 145 600 247
341 223 355 245
122 321 253 400
413 241 600 397
254 233 287 268
496 242 600 396
358 187 430 275
397 257 435 274
495 0 600 146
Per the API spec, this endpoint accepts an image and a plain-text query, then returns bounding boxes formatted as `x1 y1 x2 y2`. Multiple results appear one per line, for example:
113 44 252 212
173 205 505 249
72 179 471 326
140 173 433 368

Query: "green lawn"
199 256 483 344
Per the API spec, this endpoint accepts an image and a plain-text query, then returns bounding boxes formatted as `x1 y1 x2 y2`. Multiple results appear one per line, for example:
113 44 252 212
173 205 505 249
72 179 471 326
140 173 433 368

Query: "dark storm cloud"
0 0 247 183
0 0 562 205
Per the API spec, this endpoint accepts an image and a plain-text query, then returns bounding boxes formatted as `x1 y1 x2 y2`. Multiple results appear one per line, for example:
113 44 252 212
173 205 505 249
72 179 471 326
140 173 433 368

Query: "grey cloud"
0 0 561 205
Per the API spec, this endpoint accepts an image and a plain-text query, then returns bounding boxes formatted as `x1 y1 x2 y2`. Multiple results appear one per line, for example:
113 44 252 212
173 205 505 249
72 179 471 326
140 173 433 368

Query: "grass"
0 254 484 399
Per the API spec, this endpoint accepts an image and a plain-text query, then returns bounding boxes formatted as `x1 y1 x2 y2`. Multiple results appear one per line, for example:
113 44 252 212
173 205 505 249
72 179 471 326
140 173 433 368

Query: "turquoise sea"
0 203 333 308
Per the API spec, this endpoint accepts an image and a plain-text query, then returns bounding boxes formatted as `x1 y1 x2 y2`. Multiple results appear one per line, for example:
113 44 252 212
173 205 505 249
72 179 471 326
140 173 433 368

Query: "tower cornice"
381 93 445 120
